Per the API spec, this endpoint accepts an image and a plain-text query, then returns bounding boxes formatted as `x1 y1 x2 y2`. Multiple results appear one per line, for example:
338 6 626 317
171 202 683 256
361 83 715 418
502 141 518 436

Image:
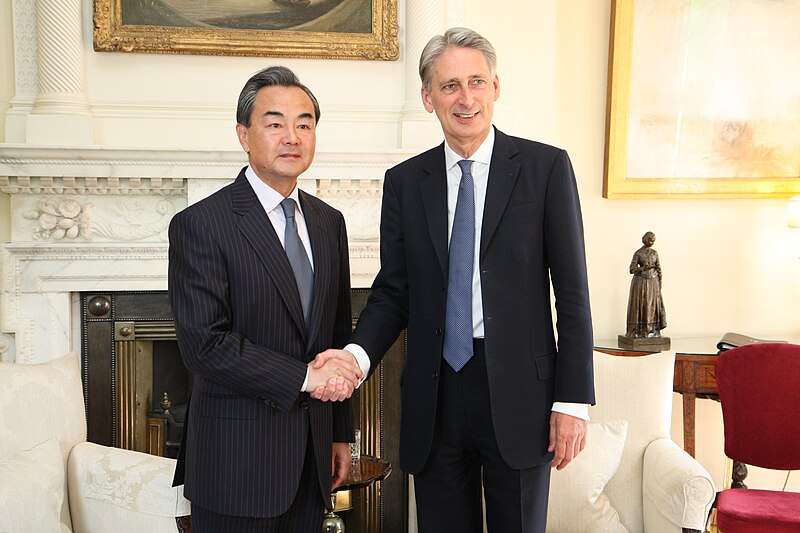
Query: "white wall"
1 0 798 494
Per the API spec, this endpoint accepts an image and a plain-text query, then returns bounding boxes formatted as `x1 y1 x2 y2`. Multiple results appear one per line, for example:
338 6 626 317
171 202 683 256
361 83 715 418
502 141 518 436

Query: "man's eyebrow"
440 74 486 85
297 112 314 120
263 110 284 118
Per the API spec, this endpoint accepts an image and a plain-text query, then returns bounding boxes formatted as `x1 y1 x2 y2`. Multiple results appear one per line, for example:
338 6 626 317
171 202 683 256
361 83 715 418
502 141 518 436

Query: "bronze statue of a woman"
619 231 670 349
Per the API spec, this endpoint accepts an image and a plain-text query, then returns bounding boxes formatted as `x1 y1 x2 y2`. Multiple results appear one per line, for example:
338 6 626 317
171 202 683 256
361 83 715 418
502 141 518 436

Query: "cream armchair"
546 350 715 533
0 352 190 533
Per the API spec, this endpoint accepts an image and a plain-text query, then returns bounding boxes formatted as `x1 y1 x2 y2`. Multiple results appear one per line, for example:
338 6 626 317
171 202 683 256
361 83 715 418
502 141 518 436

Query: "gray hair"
236 66 321 127
419 27 497 91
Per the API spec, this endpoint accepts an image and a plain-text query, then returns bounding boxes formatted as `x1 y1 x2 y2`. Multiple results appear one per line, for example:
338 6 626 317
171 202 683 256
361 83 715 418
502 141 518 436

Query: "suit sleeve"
544 150 595 405
331 213 356 442
349 169 410 375
168 209 308 413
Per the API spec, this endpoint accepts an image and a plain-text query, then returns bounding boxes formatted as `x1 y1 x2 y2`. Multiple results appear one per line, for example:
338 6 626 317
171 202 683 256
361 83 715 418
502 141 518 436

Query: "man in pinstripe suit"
168 66 363 533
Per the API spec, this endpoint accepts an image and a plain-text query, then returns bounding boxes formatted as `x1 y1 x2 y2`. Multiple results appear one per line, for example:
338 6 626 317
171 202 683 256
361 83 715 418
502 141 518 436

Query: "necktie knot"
457 159 473 176
281 198 297 220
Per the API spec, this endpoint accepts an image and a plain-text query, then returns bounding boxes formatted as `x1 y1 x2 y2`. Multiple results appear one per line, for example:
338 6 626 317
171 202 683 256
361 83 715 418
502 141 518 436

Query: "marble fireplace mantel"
0 145 412 363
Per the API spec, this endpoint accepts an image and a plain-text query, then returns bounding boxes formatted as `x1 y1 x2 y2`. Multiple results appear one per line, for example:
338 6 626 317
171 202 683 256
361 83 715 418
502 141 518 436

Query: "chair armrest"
68 442 191 533
642 438 715 532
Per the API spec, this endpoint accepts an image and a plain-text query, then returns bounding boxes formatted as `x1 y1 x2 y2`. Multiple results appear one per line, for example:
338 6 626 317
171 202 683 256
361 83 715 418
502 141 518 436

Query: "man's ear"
493 75 500 102
421 86 435 113
236 123 249 153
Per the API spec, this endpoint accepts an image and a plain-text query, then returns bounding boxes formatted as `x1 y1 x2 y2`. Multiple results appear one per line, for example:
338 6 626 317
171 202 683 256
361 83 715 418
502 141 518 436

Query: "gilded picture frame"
93 0 399 61
604 0 800 199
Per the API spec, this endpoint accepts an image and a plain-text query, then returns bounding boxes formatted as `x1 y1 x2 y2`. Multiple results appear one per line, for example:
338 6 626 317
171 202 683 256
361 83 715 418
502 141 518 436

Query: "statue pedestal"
617 335 671 351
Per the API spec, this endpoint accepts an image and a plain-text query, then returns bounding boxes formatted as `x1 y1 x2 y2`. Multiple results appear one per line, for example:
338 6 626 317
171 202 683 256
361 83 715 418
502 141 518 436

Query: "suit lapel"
480 129 521 257
299 190 330 351
231 171 307 337
419 145 449 277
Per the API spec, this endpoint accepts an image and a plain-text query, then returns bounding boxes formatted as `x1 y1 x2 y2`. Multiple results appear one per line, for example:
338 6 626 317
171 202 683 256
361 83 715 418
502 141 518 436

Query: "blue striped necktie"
443 160 475 372
280 198 313 325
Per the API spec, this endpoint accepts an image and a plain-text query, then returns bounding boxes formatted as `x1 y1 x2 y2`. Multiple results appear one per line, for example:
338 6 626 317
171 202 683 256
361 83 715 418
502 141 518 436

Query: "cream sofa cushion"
546 419 629 533
0 439 65 533
0 352 85 530
69 441 191 523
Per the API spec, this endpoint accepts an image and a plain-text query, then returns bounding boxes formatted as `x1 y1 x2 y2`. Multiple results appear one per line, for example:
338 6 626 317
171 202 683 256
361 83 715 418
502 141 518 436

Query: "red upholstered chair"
715 343 800 533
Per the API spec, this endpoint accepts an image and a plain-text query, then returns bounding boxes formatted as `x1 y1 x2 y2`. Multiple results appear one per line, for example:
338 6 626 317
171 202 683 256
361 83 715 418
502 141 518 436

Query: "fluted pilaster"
26 0 94 144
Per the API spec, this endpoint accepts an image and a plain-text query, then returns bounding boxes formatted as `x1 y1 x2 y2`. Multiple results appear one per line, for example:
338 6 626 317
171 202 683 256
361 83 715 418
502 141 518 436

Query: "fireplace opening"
81 291 191 457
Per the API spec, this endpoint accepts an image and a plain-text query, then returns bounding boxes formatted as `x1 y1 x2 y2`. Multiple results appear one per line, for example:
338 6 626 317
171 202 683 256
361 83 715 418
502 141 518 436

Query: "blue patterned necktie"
443 160 475 372
280 198 314 325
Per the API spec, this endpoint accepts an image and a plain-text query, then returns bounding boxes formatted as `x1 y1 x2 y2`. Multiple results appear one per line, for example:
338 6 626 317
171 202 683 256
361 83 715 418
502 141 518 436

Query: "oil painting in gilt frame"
604 0 800 198
94 0 399 60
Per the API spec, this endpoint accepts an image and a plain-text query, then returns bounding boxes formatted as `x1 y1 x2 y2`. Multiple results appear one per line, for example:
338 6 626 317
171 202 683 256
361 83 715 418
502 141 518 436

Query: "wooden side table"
323 455 392 532
672 354 719 457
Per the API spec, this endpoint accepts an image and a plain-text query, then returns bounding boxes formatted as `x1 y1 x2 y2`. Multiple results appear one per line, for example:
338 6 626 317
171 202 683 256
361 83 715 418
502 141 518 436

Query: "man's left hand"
548 412 587 470
331 442 351 491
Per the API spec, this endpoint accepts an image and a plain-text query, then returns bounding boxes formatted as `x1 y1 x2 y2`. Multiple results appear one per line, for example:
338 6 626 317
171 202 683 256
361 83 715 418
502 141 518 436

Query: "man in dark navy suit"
315 28 595 532
168 66 362 533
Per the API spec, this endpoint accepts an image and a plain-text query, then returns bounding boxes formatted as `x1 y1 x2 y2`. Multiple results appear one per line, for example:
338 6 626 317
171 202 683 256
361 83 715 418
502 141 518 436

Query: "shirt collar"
444 126 495 171
244 166 302 215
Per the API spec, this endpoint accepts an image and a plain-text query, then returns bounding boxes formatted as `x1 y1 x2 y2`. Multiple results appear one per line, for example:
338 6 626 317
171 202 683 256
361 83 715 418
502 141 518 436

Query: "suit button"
432 371 439 380
265 399 276 407
435 327 443 336
300 401 309 410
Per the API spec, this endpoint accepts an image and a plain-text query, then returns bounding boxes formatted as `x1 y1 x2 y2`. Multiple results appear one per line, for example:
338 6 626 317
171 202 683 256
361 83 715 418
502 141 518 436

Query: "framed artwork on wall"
93 0 399 60
604 0 800 198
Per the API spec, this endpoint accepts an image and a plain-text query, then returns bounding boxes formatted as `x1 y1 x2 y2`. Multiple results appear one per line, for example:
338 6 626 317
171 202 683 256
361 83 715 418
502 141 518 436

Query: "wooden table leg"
683 392 696 457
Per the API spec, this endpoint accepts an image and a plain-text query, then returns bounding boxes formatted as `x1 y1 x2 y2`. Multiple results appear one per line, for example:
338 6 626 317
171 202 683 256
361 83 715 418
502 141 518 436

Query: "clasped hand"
306 349 362 402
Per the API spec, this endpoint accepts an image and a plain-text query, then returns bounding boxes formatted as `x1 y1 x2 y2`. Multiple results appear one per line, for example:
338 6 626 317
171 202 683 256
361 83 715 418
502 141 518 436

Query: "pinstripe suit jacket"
168 168 354 517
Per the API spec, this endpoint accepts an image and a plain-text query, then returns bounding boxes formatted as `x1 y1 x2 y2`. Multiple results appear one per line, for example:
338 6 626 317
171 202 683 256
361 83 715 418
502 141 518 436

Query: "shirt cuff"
552 401 590 421
344 343 371 387
301 367 310 392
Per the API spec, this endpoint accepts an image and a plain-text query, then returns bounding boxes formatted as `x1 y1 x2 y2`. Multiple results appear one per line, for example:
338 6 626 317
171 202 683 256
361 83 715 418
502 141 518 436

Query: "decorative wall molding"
317 179 383 198
17 197 180 242
0 146 412 177
0 176 186 196
11 0 37 98
1 244 171 362
0 146 414 362
0 334 15 363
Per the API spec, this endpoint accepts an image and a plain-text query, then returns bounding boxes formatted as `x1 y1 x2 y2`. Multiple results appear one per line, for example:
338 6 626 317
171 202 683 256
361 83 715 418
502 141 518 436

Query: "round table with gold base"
323 455 392 533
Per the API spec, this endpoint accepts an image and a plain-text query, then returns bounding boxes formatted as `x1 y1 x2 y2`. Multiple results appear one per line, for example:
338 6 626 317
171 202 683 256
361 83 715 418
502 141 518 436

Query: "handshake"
306 349 363 402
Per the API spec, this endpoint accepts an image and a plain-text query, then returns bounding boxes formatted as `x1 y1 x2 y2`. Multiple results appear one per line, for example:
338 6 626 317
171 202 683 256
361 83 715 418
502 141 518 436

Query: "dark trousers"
414 339 552 533
191 433 325 533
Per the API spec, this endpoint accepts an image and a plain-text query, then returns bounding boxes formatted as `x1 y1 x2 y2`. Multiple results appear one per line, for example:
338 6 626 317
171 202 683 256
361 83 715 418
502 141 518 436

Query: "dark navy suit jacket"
350 128 595 473
168 168 353 517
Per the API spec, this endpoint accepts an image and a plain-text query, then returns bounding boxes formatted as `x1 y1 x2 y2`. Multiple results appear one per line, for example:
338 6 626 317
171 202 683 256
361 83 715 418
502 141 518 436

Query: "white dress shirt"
346 131 588 421
245 166 314 270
